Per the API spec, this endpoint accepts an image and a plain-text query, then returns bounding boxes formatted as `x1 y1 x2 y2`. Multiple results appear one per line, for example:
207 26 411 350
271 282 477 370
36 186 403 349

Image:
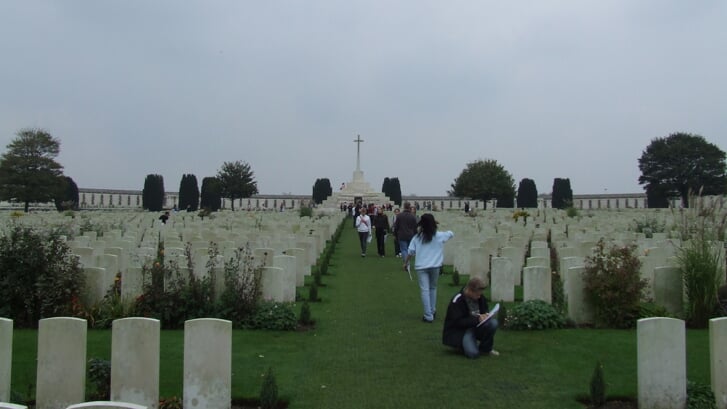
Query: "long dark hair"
417 213 437 243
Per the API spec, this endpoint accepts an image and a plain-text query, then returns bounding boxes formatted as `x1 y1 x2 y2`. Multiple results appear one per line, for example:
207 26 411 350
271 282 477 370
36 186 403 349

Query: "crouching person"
442 277 499 358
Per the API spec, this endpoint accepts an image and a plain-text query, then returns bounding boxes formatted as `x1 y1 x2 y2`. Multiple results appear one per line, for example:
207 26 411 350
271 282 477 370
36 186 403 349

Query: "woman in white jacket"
355 207 372 257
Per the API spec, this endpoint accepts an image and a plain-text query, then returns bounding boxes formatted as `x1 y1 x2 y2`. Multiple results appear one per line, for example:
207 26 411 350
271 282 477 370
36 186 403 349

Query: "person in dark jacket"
442 277 499 358
372 208 390 257
393 202 417 267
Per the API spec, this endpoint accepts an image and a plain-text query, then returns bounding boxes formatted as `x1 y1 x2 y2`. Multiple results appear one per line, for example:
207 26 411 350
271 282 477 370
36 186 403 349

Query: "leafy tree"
54 176 79 211
382 177 402 205
142 174 165 211
200 177 222 211
448 159 515 208
638 132 727 207
0 128 64 212
551 178 573 209
217 161 258 211
178 174 200 211
516 178 538 208
312 178 332 204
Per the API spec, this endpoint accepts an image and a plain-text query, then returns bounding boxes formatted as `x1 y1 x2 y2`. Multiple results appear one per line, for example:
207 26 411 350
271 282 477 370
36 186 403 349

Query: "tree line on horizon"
0 129 725 212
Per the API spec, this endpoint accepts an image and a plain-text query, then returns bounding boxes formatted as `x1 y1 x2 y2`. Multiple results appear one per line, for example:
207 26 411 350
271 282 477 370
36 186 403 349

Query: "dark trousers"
375 231 386 256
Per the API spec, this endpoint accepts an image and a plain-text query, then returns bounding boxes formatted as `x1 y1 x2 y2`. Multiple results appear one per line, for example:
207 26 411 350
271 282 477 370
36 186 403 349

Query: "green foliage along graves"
260 367 279 409
0 225 85 328
584 240 646 328
504 300 566 330
590 361 606 407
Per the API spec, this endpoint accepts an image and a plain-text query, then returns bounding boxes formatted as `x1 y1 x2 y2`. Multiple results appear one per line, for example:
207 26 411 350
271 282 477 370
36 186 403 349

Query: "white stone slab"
36 317 87 409
710 317 727 409
111 318 160 409
637 317 686 409
523 266 551 303
184 319 231 409
66 401 147 409
0 318 11 402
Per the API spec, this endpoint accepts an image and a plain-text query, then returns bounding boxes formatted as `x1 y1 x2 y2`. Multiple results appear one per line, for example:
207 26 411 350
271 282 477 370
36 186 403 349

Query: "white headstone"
36 317 87 409
66 401 147 409
184 319 231 409
0 318 12 402
653 266 683 315
111 318 160 409
710 317 727 409
272 255 297 302
565 266 593 325
523 266 551 303
261 266 286 302
637 317 686 409
490 257 514 302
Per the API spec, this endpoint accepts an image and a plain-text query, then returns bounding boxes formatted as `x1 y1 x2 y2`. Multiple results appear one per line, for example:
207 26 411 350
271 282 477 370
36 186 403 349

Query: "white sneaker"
488 350 500 356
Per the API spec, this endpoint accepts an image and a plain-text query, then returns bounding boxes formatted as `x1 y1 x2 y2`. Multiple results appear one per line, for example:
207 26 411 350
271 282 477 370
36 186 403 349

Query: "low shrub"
639 302 672 319
309 282 320 302
159 396 183 409
679 239 724 328
504 300 566 330
260 367 279 409
299 301 314 326
242 301 297 330
584 240 646 329
590 361 605 407
299 207 313 217
88 357 111 400
687 380 716 409
0 225 85 328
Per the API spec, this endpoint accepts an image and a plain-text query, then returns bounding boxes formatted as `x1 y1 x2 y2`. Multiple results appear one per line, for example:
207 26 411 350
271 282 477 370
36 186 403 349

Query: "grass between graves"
11 220 711 408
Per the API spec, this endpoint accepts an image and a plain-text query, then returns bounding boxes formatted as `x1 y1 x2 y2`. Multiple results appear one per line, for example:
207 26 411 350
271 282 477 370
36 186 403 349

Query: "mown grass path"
10 219 711 408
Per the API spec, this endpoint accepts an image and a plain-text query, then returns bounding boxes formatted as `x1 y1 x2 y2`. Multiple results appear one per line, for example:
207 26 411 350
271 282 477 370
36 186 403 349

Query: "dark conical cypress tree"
551 178 573 209
178 174 200 211
142 174 165 211
516 178 538 208
200 177 222 211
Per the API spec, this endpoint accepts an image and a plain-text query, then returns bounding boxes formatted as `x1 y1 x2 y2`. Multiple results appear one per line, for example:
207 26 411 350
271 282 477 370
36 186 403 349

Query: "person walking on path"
403 213 454 323
393 202 417 268
372 208 390 257
355 207 372 257
442 277 499 358
391 207 401 257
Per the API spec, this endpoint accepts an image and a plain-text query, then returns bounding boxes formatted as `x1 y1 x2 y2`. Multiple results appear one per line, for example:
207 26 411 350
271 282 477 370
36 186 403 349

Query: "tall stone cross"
353 134 364 172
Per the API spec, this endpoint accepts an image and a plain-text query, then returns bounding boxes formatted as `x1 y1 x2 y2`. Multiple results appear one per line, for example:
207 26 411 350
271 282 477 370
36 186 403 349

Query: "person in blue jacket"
403 213 454 323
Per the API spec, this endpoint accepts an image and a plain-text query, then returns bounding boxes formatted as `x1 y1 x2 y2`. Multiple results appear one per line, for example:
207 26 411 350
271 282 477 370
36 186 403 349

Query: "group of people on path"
352 201 499 359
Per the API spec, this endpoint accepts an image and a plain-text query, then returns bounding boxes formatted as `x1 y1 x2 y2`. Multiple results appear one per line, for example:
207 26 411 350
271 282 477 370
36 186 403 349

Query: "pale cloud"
1 1 725 196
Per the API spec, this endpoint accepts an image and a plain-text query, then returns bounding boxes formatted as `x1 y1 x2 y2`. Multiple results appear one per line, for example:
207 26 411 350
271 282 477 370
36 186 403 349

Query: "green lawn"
10 220 711 408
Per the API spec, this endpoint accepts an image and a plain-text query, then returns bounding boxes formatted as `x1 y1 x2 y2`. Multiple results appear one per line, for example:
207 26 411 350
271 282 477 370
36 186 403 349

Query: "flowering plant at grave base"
512 210 530 221
159 396 183 409
504 300 566 330
584 239 646 329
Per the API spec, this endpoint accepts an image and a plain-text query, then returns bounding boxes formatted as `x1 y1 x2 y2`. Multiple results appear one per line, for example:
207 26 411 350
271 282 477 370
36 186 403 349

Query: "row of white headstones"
2 208 726 408
2 316 726 409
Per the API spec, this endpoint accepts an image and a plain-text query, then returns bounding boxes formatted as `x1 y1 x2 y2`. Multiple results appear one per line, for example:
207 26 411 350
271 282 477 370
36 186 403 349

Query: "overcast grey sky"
1 1 725 196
